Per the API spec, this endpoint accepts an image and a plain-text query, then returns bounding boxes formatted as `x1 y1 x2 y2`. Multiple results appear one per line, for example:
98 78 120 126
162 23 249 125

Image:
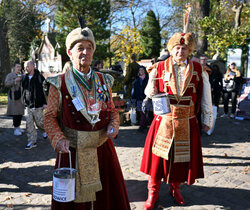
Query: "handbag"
14 87 22 100
130 107 137 125
223 79 235 92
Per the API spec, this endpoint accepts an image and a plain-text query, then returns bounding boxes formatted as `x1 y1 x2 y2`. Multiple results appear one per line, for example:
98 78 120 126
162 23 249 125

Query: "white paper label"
53 177 75 202
163 72 171 82
72 97 84 111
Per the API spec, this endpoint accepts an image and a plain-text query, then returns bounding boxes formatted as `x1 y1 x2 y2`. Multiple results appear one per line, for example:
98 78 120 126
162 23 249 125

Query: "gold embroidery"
152 105 195 163
192 71 199 81
187 83 196 93
63 127 107 203
169 95 193 106
180 60 193 96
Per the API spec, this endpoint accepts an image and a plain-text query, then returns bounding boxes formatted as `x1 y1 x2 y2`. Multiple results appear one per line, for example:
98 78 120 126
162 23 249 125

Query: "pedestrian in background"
200 56 222 135
44 21 130 209
92 60 103 72
22 60 47 149
131 65 149 131
210 64 223 108
124 53 140 98
222 62 241 118
4 61 25 136
62 61 72 74
140 32 213 209
199 55 212 75
157 49 170 62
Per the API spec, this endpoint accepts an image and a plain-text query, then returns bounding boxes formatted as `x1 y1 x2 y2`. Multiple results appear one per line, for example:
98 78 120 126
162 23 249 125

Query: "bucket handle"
58 150 72 170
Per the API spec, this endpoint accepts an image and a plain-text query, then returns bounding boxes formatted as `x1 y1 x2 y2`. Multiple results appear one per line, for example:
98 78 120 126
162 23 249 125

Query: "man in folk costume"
140 25 213 210
44 19 131 210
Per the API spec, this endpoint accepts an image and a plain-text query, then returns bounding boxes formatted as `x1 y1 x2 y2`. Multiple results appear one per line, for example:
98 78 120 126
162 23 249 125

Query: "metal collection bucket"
53 151 76 202
152 93 171 115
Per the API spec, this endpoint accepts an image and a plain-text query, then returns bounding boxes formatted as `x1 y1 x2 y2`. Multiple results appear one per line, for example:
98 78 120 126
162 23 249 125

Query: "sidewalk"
0 105 249 210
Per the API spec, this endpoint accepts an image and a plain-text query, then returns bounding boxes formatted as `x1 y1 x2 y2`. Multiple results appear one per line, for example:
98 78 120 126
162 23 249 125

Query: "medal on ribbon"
71 86 77 97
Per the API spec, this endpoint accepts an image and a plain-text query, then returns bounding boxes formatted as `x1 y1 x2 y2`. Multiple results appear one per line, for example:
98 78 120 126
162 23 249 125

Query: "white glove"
144 68 158 99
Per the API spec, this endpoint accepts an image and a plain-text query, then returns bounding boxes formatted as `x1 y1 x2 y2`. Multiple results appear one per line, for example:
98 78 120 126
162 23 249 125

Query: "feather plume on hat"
183 4 191 33
167 4 196 54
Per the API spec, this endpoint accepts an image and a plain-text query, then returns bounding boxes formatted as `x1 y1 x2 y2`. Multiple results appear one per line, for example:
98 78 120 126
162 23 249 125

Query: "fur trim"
66 27 96 54
167 32 196 54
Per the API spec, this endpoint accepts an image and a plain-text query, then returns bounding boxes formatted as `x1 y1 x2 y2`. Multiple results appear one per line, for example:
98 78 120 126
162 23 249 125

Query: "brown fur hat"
66 27 96 54
167 32 196 54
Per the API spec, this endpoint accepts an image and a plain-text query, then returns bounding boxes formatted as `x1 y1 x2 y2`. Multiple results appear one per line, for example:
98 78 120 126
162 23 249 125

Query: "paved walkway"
0 105 249 210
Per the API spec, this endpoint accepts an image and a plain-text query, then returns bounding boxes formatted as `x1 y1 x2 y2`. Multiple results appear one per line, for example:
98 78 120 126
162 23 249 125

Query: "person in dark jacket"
124 54 140 98
131 65 149 131
210 64 223 107
22 60 47 149
221 62 242 118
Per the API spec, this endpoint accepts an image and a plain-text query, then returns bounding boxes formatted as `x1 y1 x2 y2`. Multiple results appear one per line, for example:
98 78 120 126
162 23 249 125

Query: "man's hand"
55 138 70 153
202 124 210 133
107 126 118 140
15 76 22 83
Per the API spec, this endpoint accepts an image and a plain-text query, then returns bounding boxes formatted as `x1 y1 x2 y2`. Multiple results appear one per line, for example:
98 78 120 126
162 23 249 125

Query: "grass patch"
0 93 8 105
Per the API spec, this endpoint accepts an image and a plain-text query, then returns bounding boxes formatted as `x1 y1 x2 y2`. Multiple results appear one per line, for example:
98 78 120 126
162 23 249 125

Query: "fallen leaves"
4 196 13 208
242 166 249 174
4 196 13 200
212 170 219 174
203 157 212 163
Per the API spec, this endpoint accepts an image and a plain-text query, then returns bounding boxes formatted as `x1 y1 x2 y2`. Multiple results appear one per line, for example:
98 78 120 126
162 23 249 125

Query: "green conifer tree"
140 10 161 59
55 0 111 63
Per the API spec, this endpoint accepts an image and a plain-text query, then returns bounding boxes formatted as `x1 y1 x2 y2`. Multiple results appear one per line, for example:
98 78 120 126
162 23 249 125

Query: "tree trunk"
109 22 112 68
0 18 11 91
232 3 243 30
196 0 210 56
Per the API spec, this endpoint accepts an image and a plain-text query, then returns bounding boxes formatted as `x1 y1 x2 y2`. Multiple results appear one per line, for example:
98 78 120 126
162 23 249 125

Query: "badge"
163 72 171 82
72 97 84 111
97 87 103 94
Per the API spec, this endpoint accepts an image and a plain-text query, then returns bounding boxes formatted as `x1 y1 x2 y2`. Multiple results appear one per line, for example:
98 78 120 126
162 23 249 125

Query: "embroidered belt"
152 105 195 163
63 127 108 203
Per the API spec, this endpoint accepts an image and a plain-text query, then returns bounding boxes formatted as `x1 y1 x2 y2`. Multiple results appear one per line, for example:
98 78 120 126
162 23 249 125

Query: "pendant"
97 87 103 94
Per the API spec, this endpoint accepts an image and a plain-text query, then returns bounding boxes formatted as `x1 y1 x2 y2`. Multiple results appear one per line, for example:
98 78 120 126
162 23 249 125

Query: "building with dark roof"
37 32 62 76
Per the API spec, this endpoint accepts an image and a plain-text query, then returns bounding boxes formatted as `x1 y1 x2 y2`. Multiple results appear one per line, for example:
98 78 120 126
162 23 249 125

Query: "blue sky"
41 1 173 33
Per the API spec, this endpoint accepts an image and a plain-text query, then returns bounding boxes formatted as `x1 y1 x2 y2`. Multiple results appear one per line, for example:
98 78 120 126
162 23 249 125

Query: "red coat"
60 72 111 131
51 73 130 210
140 58 204 185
